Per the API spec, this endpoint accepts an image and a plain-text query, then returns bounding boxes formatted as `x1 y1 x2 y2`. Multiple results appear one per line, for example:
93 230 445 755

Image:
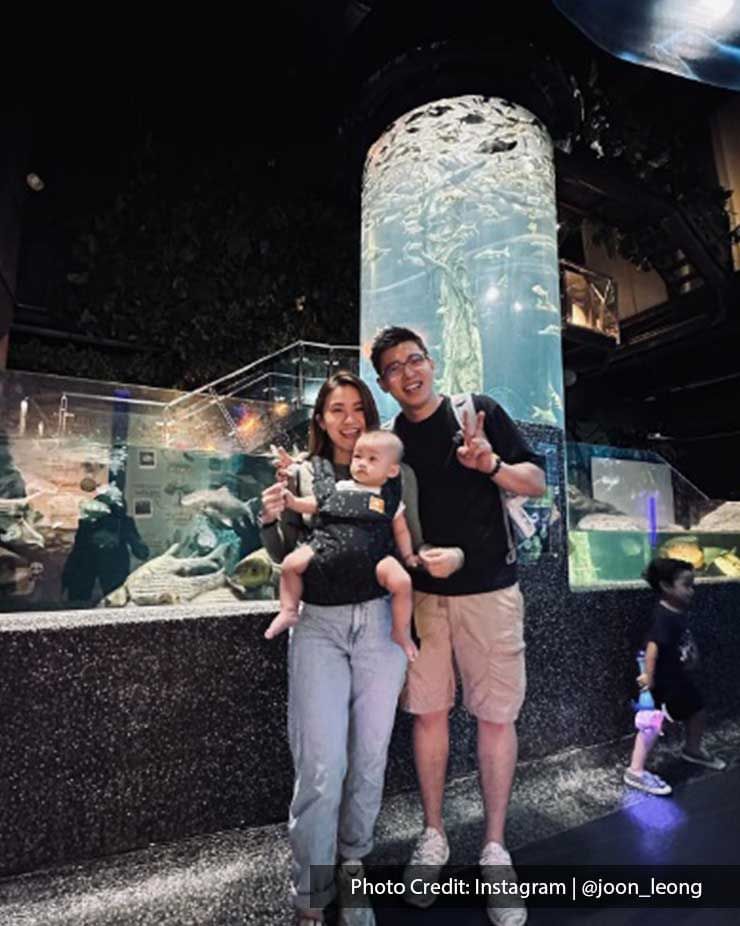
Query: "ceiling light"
26 173 45 192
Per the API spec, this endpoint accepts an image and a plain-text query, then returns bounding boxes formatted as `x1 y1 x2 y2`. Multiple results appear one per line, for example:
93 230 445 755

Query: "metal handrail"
159 340 360 446
163 340 359 412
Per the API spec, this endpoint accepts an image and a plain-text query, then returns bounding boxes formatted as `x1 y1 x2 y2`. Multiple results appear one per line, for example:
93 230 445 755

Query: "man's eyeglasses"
380 352 428 382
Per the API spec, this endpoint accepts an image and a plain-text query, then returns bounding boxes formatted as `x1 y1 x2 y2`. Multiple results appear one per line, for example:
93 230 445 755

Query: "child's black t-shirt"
646 602 699 692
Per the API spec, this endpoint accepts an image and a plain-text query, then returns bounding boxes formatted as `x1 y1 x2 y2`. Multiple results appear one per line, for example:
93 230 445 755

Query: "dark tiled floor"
377 765 740 925
1 717 738 925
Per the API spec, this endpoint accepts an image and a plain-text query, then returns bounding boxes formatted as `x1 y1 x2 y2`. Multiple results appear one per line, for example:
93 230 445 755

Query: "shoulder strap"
450 392 521 565
449 393 476 432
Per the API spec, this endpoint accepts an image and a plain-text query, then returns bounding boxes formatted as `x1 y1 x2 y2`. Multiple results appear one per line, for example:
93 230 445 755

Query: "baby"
264 430 419 660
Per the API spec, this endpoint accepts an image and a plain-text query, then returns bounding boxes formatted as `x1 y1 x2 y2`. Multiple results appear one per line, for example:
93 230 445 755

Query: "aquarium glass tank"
359 96 564 429
567 442 740 589
0 370 290 611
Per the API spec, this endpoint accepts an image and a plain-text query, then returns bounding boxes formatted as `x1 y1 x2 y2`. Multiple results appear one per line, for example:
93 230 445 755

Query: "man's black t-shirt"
394 394 541 596
646 602 699 692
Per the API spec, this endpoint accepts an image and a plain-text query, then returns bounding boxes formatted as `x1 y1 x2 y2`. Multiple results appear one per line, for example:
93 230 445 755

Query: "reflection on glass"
554 0 740 91
567 442 740 588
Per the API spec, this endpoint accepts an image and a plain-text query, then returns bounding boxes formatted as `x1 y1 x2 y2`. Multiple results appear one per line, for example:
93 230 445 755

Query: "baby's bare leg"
264 545 315 639
376 555 418 661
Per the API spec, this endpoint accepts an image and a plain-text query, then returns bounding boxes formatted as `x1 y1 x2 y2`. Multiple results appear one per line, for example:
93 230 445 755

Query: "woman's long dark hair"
308 371 380 460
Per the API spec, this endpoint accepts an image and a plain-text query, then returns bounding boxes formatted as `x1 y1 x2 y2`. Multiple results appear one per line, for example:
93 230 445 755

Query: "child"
624 557 726 796
264 430 420 660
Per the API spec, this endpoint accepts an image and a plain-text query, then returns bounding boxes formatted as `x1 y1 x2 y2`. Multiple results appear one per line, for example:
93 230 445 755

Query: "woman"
260 371 461 926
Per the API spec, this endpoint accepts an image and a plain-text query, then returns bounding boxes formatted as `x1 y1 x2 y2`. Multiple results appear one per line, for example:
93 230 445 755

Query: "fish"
530 404 558 426
181 486 255 527
620 537 643 557
228 547 279 592
194 525 218 552
103 542 229 607
659 537 705 570
537 324 562 337
709 551 740 578
402 220 423 235
472 246 510 262
96 484 123 506
0 497 46 549
548 383 563 411
79 499 112 520
365 244 391 262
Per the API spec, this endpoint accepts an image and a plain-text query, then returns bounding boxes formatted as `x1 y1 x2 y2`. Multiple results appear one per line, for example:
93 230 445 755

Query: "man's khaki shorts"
401 584 526 723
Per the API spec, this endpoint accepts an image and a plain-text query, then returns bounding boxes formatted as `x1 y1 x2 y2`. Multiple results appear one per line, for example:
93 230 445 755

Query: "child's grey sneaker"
402 827 450 908
623 769 672 795
680 748 727 770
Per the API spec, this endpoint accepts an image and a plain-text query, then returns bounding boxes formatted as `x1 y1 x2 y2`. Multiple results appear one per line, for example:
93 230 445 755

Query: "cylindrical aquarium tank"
360 95 563 429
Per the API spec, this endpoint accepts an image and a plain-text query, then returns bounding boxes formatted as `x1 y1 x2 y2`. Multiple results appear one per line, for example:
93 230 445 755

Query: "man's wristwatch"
488 454 503 479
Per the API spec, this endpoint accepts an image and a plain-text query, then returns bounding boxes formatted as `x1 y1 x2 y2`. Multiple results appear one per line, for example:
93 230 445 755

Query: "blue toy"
633 649 664 733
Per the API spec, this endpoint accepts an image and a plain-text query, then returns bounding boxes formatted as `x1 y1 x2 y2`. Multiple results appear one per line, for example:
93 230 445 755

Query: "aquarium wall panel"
360 95 564 429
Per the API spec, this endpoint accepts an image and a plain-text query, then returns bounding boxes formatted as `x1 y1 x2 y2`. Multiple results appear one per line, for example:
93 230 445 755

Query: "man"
370 326 545 926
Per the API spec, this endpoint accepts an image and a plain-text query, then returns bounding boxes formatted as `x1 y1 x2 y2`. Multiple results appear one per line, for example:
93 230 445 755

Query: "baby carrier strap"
312 458 400 522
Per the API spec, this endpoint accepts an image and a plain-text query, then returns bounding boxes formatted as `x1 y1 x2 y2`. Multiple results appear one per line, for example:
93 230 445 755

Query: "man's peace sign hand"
456 410 498 474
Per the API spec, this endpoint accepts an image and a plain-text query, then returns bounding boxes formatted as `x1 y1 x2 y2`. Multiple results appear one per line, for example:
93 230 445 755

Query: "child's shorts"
653 678 704 722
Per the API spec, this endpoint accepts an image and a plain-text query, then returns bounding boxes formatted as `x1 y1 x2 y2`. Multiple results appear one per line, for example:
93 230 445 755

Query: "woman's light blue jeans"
287 596 407 912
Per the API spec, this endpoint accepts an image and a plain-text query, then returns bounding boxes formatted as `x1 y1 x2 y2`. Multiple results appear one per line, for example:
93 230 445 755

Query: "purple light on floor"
622 791 688 835
647 494 658 548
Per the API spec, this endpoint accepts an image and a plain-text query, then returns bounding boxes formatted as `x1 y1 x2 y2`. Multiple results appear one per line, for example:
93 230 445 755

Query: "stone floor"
1 716 737 926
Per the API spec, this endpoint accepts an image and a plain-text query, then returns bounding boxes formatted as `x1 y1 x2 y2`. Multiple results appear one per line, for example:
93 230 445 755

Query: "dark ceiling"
9 0 740 492
20 1 727 156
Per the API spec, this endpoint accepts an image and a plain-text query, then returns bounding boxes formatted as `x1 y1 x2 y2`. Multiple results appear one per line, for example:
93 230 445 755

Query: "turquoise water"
569 530 740 587
360 96 564 428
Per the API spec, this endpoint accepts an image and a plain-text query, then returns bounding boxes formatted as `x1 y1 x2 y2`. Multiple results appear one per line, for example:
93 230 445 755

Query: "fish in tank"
360 95 564 430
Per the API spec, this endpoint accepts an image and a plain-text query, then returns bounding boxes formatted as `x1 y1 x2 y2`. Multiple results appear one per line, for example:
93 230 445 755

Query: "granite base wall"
2 572 739 879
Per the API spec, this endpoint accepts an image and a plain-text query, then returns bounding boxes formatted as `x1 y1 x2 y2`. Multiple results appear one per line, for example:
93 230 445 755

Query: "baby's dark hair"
643 557 694 592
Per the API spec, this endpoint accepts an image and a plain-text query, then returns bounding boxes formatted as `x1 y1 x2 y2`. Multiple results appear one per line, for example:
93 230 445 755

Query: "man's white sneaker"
402 827 450 908
479 840 527 926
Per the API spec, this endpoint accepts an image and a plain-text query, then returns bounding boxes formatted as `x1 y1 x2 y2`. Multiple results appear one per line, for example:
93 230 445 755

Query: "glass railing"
161 341 359 451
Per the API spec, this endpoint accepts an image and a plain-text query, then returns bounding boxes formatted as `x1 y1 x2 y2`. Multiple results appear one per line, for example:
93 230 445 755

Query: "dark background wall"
0 113 31 364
